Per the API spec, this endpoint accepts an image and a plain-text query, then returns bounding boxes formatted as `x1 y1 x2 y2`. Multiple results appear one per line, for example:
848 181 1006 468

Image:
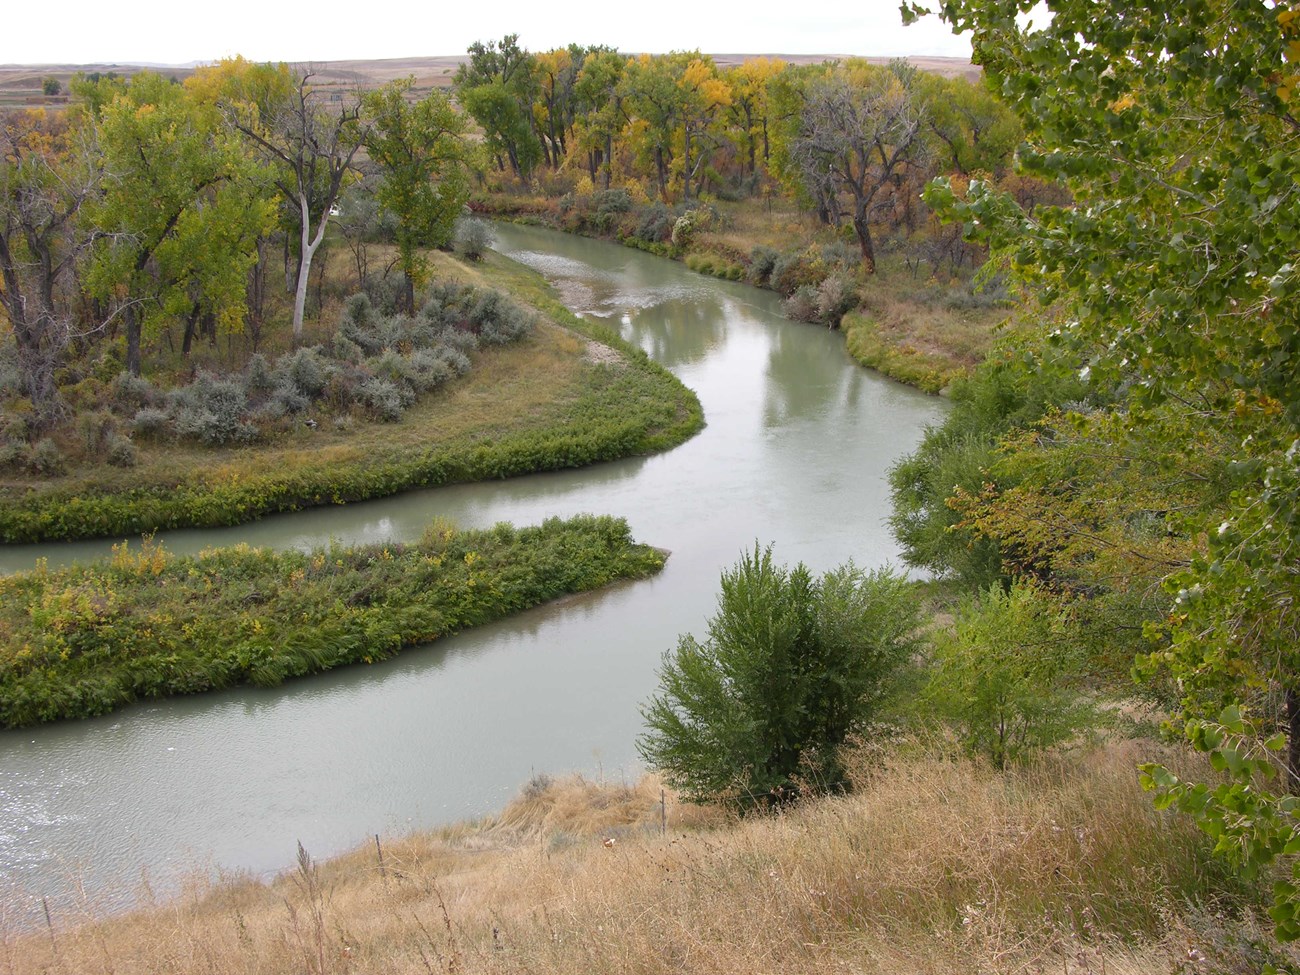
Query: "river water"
0 223 941 928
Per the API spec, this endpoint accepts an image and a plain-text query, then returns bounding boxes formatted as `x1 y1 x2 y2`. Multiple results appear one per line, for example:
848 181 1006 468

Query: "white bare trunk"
291 192 331 340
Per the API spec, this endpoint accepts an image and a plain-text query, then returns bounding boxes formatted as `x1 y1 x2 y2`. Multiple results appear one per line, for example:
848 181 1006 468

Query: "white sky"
1 0 971 66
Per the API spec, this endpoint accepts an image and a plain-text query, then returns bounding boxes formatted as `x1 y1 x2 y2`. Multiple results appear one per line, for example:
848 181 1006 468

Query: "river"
0 223 941 928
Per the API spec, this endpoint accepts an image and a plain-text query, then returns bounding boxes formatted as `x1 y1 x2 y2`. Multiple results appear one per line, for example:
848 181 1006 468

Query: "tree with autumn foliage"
904 0 1300 937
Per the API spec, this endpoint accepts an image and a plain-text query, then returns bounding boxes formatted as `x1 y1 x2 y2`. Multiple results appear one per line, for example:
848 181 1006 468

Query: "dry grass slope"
7 742 1292 975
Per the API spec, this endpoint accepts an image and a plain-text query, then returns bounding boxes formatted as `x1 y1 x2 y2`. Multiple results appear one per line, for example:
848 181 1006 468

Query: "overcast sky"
2 0 971 66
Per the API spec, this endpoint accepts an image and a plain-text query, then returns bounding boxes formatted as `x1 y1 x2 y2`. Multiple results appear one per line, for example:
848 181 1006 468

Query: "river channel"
0 223 942 927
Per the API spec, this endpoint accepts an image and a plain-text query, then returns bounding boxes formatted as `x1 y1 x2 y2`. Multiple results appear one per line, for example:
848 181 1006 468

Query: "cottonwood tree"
904 0 1300 936
86 72 274 373
0 109 99 422
197 59 365 340
723 57 785 181
363 79 472 312
572 49 627 188
455 35 541 180
788 63 926 273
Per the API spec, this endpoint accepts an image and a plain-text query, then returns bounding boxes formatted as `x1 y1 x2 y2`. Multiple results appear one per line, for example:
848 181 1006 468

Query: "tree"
86 72 274 373
638 545 920 808
787 62 927 272
197 59 365 340
723 57 785 180
572 49 627 189
0 109 99 421
363 79 472 312
925 582 1095 769
904 0 1300 937
455 35 541 180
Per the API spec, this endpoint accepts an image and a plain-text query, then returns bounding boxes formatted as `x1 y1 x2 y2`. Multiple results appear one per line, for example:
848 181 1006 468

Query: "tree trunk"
603 133 613 190
292 192 328 341
852 207 877 275
125 306 142 377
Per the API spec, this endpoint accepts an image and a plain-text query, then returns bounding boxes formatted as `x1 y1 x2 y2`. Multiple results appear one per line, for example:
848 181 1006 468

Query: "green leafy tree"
86 71 274 374
638 545 920 808
196 59 365 340
363 79 472 312
455 35 541 180
925 581 1095 769
903 0 1300 936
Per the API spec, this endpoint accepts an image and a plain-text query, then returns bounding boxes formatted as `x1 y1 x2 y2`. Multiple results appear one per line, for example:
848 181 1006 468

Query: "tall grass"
7 742 1290 974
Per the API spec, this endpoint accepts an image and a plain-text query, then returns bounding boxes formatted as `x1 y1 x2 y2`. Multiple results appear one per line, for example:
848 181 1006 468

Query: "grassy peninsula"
0 250 702 543
0 514 664 727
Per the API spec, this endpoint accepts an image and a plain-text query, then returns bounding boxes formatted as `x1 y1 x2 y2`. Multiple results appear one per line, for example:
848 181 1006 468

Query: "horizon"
2 0 970 67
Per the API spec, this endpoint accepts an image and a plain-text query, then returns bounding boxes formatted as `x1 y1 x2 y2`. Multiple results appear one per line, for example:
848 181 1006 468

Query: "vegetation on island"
0 514 664 727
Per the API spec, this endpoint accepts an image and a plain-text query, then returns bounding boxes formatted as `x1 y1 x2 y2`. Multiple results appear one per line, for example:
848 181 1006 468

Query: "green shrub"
639 545 921 808
923 582 1097 769
26 438 65 476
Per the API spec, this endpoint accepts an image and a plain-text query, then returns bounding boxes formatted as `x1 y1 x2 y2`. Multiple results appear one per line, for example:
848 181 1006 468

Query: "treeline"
0 61 481 441
456 38 1062 272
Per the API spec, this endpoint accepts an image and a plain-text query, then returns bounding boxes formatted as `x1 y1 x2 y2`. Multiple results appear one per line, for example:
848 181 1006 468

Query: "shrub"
638 544 921 808
358 376 410 421
278 347 328 397
923 582 1097 769
815 272 860 326
782 285 820 323
770 250 817 296
747 245 779 286
26 438 65 476
242 354 276 396
131 407 170 439
455 216 494 261
105 434 139 468
109 371 156 411
632 202 674 243
169 374 254 446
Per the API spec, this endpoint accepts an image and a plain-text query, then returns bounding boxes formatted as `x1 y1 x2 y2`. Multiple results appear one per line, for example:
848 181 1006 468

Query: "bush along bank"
0 515 665 727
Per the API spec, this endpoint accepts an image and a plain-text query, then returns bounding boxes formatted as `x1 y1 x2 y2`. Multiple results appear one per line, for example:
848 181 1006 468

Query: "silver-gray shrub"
358 376 411 422
168 373 254 446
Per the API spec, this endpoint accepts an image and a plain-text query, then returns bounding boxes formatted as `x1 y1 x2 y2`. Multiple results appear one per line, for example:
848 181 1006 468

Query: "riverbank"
0 514 664 727
0 250 703 544
471 191 1010 393
9 740 1289 974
